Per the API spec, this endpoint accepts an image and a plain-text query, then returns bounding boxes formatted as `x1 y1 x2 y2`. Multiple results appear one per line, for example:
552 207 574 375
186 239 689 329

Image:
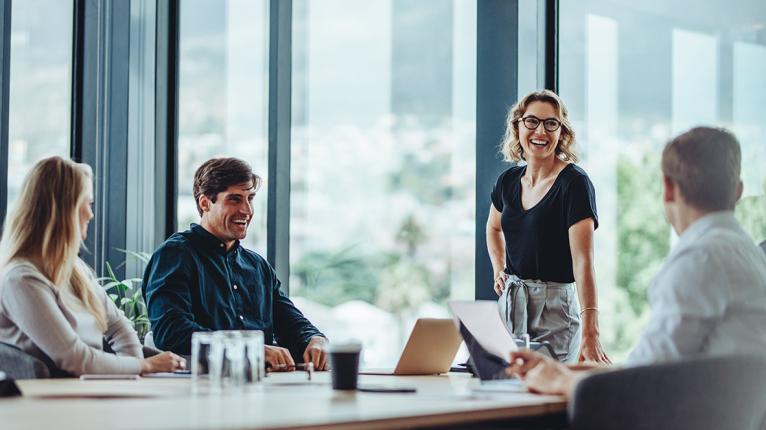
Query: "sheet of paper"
447 300 517 360
141 372 191 379
472 379 526 394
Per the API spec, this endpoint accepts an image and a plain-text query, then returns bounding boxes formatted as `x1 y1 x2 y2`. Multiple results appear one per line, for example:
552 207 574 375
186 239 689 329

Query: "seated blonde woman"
0 156 185 376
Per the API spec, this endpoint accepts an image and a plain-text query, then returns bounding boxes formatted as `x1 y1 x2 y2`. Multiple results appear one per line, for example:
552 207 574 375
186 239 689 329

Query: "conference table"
1 372 567 429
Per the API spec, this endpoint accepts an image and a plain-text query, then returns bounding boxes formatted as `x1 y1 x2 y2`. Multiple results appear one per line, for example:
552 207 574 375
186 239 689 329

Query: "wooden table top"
1 372 566 430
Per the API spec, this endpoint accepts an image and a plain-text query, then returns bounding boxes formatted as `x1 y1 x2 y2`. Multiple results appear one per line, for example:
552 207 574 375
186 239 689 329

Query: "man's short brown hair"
193 158 263 216
662 127 741 211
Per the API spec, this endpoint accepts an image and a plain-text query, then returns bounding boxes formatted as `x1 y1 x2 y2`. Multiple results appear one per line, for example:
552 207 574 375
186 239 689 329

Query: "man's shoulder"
703 228 766 278
658 228 766 294
155 231 194 252
148 231 199 265
690 224 762 266
238 247 272 269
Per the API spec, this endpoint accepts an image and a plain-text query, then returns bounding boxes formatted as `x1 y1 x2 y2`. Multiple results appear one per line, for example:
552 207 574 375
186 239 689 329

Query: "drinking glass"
240 330 265 387
191 331 223 393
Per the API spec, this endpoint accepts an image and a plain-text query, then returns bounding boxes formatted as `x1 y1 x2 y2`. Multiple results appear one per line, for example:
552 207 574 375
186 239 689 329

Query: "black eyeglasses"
518 115 562 132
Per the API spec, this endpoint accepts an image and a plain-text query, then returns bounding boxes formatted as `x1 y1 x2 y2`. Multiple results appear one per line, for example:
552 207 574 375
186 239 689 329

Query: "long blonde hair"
0 156 106 330
500 89 578 163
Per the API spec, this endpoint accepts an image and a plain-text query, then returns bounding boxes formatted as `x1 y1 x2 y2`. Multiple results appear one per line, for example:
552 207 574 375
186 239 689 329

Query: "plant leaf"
115 248 151 264
134 316 150 325
105 262 117 281
102 281 122 291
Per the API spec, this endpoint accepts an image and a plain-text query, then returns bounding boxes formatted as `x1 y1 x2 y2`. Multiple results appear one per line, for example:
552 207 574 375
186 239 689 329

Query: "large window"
517 1 544 95
177 0 269 253
6 0 72 208
560 0 766 360
289 0 477 367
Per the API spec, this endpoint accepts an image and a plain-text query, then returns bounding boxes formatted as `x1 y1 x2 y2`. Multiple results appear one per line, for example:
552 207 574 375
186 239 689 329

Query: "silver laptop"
359 318 463 376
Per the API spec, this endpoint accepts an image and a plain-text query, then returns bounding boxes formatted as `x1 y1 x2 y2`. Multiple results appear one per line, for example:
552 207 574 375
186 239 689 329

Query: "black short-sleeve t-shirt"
491 163 598 283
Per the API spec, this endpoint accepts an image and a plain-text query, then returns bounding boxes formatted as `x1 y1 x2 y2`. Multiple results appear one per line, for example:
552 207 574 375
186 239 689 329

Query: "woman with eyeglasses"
486 90 609 363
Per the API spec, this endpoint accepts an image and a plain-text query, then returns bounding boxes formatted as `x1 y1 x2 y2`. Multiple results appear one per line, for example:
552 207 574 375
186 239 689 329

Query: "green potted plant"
98 250 151 343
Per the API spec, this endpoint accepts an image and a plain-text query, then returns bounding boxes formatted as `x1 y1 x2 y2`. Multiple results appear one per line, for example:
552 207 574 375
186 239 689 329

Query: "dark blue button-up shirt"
142 224 324 357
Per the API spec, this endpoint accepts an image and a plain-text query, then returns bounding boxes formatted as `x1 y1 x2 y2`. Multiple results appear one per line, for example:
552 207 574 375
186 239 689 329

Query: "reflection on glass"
560 0 766 360
7 0 72 208
177 0 269 254
290 0 477 367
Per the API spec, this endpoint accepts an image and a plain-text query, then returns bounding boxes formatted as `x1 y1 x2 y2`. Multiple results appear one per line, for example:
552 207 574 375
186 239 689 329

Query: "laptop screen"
458 322 512 381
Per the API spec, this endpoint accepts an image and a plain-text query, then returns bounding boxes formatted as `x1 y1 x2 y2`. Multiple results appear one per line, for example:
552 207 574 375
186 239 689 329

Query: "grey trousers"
497 274 581 362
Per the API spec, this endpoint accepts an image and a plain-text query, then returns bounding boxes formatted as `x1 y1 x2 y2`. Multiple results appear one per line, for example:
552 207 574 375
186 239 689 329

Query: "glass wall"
6 0 72 208
177 0 269 254
560 0 766 360
289 0 477 367
517 0 544 96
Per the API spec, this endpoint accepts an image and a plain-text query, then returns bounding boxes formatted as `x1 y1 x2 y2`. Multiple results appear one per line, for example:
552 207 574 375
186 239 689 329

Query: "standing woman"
486 90 609 363
0 156 184 375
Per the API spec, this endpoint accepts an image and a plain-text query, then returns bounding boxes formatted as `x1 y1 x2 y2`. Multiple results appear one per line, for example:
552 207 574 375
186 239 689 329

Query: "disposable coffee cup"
329 342 362 390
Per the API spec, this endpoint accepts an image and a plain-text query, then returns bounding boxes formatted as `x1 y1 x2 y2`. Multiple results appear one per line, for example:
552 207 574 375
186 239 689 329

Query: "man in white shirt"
507 126 766 396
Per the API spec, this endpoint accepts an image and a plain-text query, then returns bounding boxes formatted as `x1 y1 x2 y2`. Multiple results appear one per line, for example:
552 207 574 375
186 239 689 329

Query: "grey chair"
0 342 50 379
568 355 766 430
759 240 766 255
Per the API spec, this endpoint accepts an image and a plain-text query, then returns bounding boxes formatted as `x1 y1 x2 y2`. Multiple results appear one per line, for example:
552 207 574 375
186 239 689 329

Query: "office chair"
568 355 766 430
0 342 50 379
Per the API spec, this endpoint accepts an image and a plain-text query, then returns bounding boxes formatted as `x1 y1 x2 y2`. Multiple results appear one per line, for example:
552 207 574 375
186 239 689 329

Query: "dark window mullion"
267 0 292 292
544 0 559 92
0 0 11 231
155 0 179 243
70 0 85 162
475 0 519 300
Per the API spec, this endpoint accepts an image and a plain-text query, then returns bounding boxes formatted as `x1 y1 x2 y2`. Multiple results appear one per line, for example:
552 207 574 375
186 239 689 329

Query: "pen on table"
267 362 314 380
268 363 314 370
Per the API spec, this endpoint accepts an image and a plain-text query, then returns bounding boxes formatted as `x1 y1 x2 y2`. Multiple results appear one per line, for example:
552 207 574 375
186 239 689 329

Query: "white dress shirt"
626 211 766 366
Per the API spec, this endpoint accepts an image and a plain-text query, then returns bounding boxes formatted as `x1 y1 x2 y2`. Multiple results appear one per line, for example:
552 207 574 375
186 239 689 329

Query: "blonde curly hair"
499 89 577 163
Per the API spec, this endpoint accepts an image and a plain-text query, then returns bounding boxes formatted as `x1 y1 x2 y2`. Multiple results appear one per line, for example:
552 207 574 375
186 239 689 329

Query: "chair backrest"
568 355 766 430
0 342 50 379
143 330 157 349
759 240 766 256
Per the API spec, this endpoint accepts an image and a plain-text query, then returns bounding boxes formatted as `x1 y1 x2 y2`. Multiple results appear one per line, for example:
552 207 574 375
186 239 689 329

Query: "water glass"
219 331 246 388
191 331 223 393
240 330 265 386
193 330 265 392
